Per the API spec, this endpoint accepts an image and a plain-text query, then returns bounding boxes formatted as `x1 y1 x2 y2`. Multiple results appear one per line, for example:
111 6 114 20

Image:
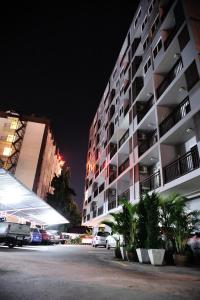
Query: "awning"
0 168 69 226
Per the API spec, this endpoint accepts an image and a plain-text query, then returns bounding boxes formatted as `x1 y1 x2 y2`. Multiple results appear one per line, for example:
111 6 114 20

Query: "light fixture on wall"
178 87 186 92
146 92 153 97
173 53 180 59
185 128 193 134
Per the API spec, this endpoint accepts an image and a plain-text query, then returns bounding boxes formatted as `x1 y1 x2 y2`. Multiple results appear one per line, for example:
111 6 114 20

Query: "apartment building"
82 0 200 229
0 111 64 199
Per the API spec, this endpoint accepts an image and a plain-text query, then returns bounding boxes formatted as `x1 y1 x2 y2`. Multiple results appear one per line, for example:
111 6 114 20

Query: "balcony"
124 103 130 117
118 158 129 175
99 182 105 194
132 77 144 102
92 210 97 218
156 58 183 99
117 188 130 204
137 96 154 124
164 146 200 184
109 173 117 184
138 130 158 157
98 206 103 216
110 143 117 159
159 97 191 137
100 161 106 172
132 56 142 79
140 171 161 194
118 129 129 148
108 199 117 211
94 189 98 198
131 37 141 58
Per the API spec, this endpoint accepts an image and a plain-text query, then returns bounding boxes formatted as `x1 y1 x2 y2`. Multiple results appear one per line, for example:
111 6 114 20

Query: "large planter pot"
136 248 150 263
126 250 138 262
173 254 188 266
148 249 165 266
120 246 128 260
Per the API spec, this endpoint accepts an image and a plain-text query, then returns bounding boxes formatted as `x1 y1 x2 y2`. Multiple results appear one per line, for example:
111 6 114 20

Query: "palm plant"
101 199 138 257
160 193 200 254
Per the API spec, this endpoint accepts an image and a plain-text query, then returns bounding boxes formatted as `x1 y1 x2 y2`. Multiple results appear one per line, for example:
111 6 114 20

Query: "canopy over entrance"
0 168 69 226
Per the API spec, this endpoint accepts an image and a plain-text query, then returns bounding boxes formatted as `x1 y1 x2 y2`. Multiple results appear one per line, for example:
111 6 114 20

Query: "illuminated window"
10 118 18 129
3 147 12 156
6 135 14 142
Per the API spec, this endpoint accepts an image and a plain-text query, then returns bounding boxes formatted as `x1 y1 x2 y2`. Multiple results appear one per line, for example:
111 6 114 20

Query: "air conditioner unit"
139 165 148 174
138 132 146 140
110 165 117 171
110 189 116 196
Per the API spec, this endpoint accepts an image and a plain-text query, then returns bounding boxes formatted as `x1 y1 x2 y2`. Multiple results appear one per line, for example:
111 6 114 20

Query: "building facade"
82 0 200 230
0 111 64 199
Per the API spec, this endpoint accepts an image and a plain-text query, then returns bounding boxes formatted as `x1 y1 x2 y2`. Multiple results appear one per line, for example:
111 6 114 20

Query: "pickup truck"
0 221 31 248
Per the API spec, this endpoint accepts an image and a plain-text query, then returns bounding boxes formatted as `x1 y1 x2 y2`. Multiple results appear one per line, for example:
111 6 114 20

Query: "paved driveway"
0 245 199 300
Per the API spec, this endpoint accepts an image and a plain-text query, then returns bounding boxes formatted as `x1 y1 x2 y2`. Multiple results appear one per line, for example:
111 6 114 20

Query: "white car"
92 231 110 248
106 235 117 249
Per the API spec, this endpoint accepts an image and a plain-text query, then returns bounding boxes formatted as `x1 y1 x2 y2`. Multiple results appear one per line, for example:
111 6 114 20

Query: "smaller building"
0 111 64 200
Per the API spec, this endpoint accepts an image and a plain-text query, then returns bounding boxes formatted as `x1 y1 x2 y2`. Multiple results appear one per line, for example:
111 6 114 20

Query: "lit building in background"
82 0 200 230
0 111 64 200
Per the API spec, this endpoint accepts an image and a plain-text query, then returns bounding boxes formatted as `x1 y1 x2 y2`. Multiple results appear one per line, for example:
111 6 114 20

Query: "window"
141 15 148 32
178 26 190 51
10 118 18 129
185 61 200 91
151 15 160 36
134 8 141 28
143 57 151 74
119 107 124 116
153 38 162 59
115 116 118 124
3 147 12 156
6 135 14 142
143 35 150 51
148 0 156 15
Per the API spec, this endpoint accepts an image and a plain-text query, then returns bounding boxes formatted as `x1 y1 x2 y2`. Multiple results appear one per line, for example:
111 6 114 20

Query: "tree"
46 166 81 229
137 195 148 248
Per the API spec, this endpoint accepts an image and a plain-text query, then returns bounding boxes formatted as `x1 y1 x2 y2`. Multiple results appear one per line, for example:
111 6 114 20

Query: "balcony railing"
92 210 97 218
108 200 117 211
140 171 161 194
109 173 117 184
118 158 129 175
138 130 157 157
94 189 98 198
98 206 103 216
164 146 200 184
99 183 105 194
159 97 191 137
117 188 130 205
137 96 154 124
118 129 129 148
157 58 183 99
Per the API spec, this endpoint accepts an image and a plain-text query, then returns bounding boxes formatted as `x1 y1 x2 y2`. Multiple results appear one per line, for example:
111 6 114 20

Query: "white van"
92 231 110 248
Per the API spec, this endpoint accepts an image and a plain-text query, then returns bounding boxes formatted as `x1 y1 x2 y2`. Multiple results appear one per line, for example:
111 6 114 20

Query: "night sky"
0 1 138 208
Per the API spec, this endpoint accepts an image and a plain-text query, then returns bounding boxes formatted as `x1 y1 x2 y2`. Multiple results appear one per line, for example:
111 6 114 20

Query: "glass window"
10 118 18 129
153 38 162 59
3 147 12 156
6 135 14 142
144 57 151 74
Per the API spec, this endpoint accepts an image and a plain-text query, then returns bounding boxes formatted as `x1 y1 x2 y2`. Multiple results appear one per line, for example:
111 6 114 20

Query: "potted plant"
102 199 138 261
136 195 150 263
145 192 165 266
160 193 200 266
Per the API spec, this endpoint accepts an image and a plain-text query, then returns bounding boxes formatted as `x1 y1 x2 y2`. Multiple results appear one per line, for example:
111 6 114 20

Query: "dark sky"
0 1 138 208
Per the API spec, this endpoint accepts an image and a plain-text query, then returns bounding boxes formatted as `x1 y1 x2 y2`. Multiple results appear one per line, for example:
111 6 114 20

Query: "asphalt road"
0 244 200 300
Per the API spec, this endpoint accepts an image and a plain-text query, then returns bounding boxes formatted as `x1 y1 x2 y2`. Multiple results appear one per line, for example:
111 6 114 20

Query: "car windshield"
97 232 110 237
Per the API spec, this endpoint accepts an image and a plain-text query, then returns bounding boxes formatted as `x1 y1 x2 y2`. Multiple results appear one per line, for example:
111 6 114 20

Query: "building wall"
36 129 62 199
0 112 63 200
82 0 200 228
15 122 45 190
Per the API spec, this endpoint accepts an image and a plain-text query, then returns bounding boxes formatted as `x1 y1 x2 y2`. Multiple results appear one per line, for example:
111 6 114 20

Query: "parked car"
0 221 31 248
106 235 117 249
92 231 110 248
47 230 61 244
30 228 42 244
39 229 54 245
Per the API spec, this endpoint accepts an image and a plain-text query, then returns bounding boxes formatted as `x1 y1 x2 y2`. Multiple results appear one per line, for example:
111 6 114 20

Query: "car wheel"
94 245 98 248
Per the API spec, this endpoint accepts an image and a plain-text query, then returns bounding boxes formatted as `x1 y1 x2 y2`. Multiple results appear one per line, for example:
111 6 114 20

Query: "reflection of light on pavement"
0 245 48 251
